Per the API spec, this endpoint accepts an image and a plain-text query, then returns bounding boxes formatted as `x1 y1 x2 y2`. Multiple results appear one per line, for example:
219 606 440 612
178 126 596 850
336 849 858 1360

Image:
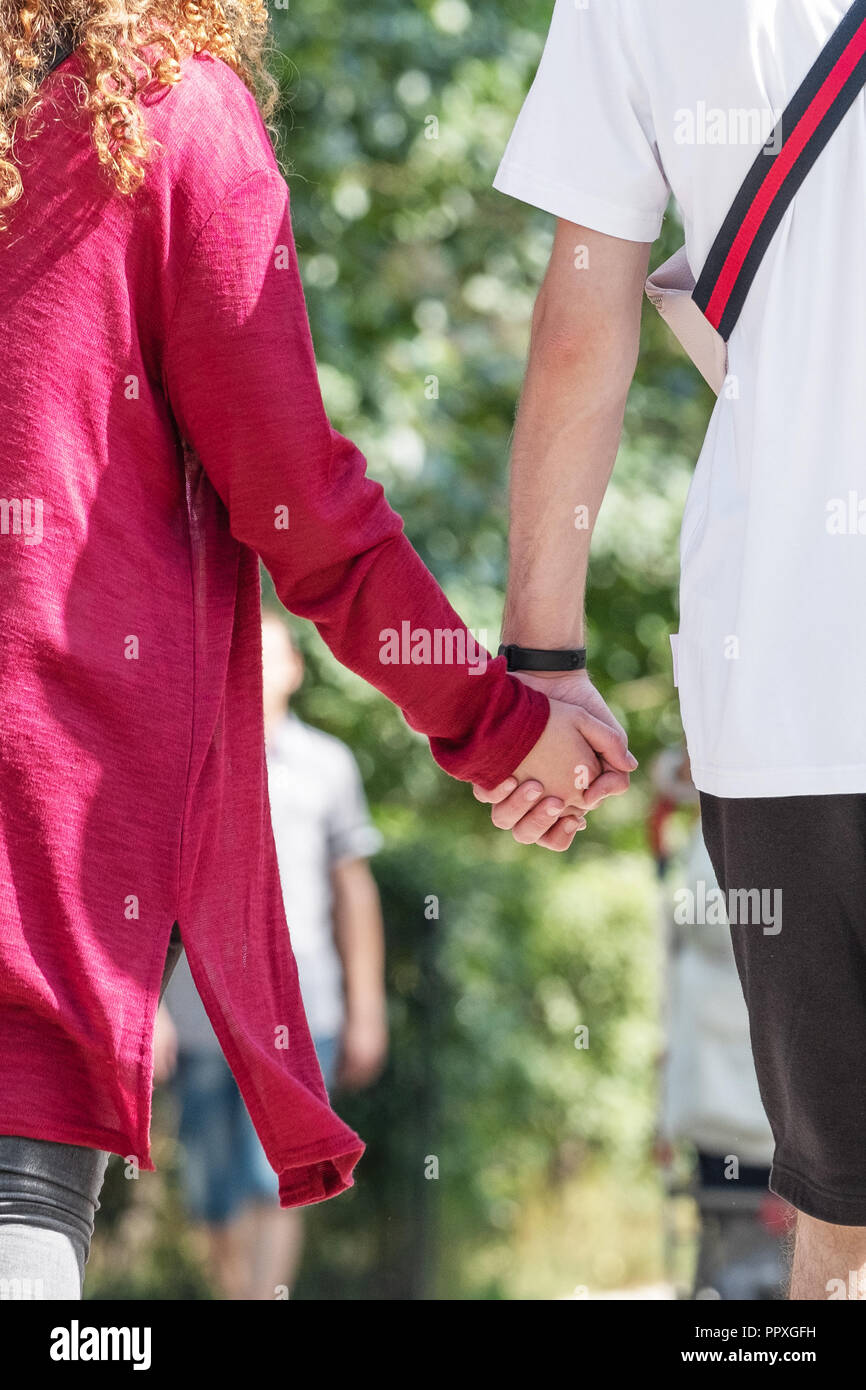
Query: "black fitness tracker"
498 644 587 673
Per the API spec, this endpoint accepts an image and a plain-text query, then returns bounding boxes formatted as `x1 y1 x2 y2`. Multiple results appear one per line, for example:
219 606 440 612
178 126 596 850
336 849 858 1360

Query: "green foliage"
293 833 662 1300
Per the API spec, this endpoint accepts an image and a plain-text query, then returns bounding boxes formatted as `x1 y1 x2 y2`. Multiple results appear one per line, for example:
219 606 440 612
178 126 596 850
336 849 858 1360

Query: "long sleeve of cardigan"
162 168 549 788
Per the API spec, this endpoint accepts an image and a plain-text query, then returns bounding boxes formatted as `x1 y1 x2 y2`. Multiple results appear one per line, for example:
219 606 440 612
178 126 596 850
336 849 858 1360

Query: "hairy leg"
790 1214 866 1300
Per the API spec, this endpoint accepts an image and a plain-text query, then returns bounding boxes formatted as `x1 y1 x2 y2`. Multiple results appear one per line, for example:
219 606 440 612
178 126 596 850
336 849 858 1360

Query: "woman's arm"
162 168 550 790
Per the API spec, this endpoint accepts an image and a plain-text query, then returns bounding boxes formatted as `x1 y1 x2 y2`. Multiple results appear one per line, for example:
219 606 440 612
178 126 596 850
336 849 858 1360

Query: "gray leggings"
0 922 184 1299
0 1137 110 1298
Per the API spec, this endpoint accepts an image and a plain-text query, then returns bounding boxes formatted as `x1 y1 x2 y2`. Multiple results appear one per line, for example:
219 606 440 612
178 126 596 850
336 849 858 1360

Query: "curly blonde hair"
0 0 278 224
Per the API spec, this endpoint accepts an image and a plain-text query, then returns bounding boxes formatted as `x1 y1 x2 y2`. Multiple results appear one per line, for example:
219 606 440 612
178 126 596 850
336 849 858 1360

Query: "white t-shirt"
266 715 382 1037
495 0 866 798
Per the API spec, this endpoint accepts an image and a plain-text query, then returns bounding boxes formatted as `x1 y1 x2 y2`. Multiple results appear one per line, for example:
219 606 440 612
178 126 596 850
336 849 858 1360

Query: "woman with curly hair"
0 1 630 1298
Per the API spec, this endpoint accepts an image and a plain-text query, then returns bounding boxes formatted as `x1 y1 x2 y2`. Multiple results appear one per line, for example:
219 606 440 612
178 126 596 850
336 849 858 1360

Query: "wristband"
498 644 587 673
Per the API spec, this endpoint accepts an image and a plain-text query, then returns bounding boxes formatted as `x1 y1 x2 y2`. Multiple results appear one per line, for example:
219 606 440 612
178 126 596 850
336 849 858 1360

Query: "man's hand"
153 1004 178 1084
331 856 388 1087
478 218 647 848
473 673 636 847
337 1010 388 1091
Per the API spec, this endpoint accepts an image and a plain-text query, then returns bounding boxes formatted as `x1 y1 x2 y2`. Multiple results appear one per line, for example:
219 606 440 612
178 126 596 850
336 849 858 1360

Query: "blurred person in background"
651 748 792 1301
155 615 387 1299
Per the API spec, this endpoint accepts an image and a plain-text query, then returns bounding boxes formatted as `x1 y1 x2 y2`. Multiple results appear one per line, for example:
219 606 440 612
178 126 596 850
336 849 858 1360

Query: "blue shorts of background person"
172 1038 339 1226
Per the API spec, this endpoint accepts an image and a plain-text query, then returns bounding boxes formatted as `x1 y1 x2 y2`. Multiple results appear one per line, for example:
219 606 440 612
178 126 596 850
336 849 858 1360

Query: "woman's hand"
473 773 588 850
473 673 637 848
515 671 636 809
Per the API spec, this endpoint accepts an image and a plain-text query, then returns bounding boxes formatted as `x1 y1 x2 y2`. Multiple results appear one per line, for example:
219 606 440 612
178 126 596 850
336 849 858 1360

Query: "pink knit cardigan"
0 49 549 1205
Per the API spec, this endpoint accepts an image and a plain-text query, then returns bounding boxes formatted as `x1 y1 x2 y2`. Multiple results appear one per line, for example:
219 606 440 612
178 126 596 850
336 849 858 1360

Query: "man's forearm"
503 344 628 649
503 222 649 651
332 859 386 1022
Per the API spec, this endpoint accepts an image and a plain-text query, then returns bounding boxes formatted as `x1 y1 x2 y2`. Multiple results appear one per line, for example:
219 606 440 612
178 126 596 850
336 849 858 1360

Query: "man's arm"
503 219 650 650
331 857 388 1090
152 1003 178 1084
474 221 648 842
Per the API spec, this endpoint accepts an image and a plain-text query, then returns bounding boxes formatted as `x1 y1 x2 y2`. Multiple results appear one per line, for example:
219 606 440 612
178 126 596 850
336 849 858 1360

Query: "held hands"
473 671 637 851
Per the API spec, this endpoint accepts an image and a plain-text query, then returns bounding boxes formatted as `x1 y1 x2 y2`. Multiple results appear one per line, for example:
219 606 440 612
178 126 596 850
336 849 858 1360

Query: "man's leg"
205 1212 253 1300
700 791 866 1301
173 1050 246 1296
245 1204 305 1300
234 1033 343 1300
232 1079 306 1299
791 1216 866 1300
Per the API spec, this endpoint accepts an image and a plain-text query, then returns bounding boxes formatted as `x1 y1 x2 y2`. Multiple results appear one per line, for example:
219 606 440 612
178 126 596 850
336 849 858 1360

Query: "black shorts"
700 791 866 1226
